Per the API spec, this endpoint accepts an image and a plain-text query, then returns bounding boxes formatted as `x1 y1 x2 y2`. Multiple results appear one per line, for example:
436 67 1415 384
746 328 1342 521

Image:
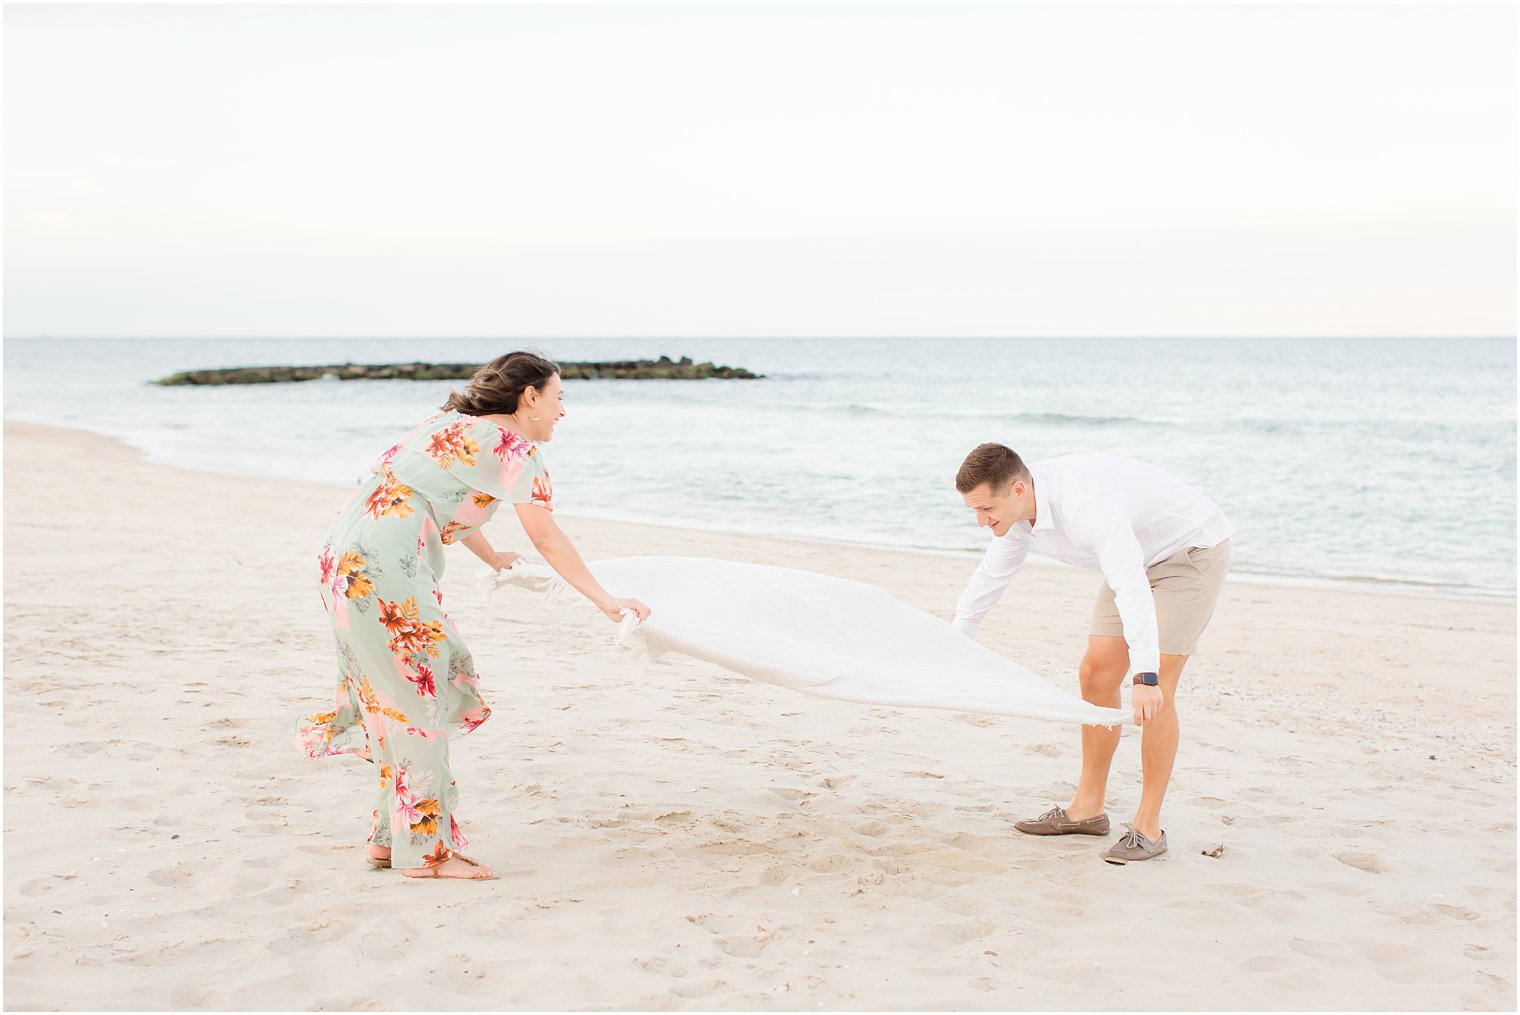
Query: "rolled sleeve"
952 531 1030 639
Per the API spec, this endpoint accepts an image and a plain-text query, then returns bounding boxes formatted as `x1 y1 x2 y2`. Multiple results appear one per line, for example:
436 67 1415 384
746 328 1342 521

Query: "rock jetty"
154 356 761 386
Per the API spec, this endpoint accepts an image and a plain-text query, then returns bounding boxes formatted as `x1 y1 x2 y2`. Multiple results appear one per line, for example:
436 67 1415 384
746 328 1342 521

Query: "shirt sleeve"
428 420 553 510
1067 493 1159 673
952 530 1030 639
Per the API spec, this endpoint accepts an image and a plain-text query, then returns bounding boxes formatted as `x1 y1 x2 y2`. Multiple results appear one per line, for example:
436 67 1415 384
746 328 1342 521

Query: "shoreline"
4 419 1515 1011
8 417 1514 605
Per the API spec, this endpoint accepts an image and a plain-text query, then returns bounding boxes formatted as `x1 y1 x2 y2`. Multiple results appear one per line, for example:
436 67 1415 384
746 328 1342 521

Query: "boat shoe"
1103 824 1168 864
1013 806 1111 836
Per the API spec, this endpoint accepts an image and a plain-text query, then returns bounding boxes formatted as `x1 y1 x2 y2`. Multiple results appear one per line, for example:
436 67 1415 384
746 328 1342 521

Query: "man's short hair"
956 443 1030 493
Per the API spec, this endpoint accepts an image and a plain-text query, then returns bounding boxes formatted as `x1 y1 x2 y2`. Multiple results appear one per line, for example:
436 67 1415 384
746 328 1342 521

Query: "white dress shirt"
952 453 1234 673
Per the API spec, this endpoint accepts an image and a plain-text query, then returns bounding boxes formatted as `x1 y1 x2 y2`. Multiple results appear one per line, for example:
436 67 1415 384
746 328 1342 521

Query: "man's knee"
1078 640 1129 697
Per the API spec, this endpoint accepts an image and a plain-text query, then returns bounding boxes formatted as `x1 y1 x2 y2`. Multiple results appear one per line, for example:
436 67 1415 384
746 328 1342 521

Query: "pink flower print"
394 794 423 827
450 814 469 850
494 429 530 463
457 704 492 733
433 588 444 606
407 662 438 698
317 545 351 627
393 767 423 826
317 546 337 588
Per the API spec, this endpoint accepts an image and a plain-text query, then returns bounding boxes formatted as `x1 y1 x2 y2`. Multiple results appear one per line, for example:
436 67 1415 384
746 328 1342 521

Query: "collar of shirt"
1028 463 1056 531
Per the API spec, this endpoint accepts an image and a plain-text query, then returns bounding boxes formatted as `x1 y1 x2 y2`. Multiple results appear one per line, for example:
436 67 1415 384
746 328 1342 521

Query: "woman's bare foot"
401 856 496 880
368 844 391 864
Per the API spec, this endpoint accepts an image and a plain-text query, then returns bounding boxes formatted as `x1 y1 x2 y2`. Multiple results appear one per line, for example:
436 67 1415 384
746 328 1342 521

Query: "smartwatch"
1132 672 1159 687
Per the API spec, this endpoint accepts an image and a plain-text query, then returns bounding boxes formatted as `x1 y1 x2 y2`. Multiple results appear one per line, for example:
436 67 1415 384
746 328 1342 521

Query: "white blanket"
480 556 1132 728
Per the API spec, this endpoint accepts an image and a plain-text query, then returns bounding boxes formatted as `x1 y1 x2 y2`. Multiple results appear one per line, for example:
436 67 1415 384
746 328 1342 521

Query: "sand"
3 421 1514 1011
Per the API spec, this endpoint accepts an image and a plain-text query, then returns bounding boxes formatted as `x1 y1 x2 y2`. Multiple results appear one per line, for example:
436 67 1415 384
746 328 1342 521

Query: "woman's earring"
527 410 542 421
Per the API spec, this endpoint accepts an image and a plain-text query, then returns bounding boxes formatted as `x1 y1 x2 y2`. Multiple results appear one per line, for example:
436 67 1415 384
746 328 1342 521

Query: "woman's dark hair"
442 350 560 416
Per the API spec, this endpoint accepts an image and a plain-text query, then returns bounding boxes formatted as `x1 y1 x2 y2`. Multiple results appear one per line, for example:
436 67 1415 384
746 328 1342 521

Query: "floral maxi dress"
295 410 552 869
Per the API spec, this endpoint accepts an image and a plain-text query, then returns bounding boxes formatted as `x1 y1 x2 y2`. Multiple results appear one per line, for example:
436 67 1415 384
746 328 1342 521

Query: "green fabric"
296 410 550 869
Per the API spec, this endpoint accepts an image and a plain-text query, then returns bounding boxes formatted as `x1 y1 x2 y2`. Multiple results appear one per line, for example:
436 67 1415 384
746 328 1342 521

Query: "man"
952 444 1232 864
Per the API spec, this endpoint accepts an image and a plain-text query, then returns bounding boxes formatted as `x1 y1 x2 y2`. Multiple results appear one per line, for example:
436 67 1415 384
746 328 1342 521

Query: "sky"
3 2 1515 338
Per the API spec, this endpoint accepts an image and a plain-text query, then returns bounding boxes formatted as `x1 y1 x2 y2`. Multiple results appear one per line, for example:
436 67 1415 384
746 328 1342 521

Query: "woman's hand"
490 550 525 572
599 596 651 624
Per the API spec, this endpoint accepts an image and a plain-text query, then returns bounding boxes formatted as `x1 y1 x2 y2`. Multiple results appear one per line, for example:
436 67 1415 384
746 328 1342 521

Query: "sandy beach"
3 421 1514 1011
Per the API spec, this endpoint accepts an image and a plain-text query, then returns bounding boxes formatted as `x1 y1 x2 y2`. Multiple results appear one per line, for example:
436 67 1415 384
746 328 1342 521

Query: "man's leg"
1063 635 1131 821
1132 652 1188 840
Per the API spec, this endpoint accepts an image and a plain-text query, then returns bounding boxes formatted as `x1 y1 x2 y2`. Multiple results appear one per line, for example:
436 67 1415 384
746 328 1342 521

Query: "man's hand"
1132 684 1164 724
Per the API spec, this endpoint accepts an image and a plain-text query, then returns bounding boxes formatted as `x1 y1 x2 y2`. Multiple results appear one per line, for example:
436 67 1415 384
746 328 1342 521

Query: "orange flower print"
531 474 553 511
396 620 446 660
425 423 479 469
336 551 374 600
410 798 442 836
438 521 467 545
356 675 412 725
472 492 496 508
422 840 453 868
376 599 408 636
344 570 374 600
364 467 415 521
377 597 446 659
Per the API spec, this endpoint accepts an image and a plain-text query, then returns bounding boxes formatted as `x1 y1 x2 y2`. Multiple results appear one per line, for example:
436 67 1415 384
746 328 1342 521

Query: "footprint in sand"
1332 851 1390 874
1431 902 1480 922
148 863 194 887
17 872 81 897
670 978 729 1001
265 918 355 955
1347 938 1437 985
1288 937 1347 959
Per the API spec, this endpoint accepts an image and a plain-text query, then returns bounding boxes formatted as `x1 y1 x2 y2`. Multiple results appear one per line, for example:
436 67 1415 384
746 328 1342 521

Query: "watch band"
1132 671 1159 687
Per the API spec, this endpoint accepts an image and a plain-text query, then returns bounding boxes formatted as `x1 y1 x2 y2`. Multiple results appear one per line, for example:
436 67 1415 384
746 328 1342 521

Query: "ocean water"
3 336 1514 598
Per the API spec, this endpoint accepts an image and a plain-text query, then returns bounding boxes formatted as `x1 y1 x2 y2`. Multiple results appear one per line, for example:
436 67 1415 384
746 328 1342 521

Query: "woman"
296 351 650 881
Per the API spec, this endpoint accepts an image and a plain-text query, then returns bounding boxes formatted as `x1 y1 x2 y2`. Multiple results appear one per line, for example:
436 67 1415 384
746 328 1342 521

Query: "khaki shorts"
1090 540 1230 657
